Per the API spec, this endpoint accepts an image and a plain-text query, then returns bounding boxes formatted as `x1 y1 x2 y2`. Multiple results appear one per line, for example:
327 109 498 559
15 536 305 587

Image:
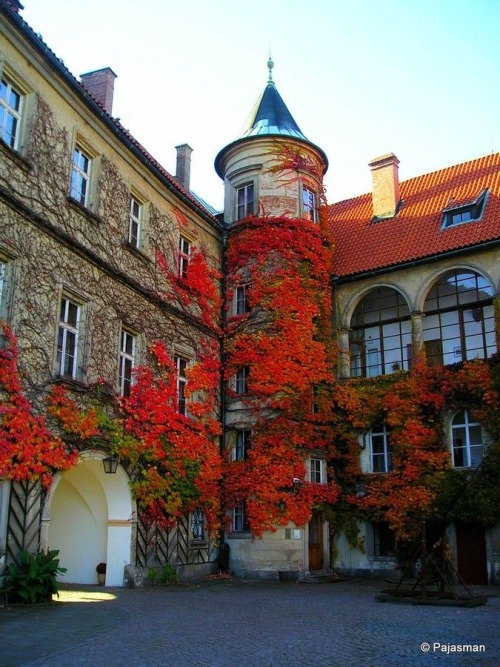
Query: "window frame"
441 189 488 229
309 457 324 484
234 283 251 316
0 74 24 151
0 256 13 324
422 270 495 366
70 144 93 208
178 235 192 279
234 366 249 395
118 327 136 397
56 295 82 380
451 409 485 469
190 508 206 542
232 501 250 533
232 429 251 461
236 182 255 220
175 354 189 415
370 424 392 473
302 185 319 222
349 287 412 378
128 195 143 249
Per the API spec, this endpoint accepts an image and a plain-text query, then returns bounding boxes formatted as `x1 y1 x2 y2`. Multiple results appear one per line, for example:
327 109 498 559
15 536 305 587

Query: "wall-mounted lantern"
102 455 119 474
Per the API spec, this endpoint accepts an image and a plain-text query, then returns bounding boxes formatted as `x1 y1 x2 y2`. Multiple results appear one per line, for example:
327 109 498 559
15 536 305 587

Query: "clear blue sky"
21 0 500 211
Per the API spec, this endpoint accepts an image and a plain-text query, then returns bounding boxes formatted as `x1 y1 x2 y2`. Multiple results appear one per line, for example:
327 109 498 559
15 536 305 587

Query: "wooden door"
456 522 488 585
308 511 324 571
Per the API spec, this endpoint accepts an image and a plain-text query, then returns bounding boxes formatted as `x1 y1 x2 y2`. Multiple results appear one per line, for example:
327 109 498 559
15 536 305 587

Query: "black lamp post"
102 455 119 474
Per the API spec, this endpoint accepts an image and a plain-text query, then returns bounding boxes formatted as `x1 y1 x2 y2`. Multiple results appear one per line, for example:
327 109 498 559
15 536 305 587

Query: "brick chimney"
368 153 400 219
175 144 193 191
80 68 117 115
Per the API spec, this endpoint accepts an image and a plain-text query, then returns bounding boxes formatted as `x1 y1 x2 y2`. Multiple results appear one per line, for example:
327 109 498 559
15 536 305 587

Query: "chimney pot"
80 67 117 115
175 144 193 191
368 152 400 219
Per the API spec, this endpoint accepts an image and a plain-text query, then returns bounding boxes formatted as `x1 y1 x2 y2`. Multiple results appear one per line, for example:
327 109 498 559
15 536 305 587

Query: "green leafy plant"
160 563 178 584
2 549 67 604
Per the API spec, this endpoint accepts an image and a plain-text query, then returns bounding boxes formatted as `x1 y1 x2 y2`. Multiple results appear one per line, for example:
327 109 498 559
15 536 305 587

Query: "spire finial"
267 55 274 82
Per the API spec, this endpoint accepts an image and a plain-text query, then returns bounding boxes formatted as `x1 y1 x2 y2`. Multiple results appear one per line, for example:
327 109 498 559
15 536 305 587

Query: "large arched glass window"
350 287 411 377
423 271 495 366
451 410 484 468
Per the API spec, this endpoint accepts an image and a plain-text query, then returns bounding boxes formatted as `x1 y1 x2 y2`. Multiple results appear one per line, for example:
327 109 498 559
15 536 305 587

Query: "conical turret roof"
215 59 328 178
240 78 308 141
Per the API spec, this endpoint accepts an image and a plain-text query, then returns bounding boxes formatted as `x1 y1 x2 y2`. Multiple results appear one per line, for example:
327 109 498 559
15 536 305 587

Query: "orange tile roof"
329 153 500 278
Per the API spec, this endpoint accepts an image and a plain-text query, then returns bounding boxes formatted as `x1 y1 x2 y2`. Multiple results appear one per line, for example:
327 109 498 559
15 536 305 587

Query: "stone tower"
215 58 328 225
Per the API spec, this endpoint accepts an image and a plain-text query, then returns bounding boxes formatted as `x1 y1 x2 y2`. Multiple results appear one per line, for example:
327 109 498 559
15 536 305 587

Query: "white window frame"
175 355 188 415
128 195 143 249
302 186 318 222
70 145 92 207
236 182 255 220
57 296 81 379
178 236 191 279
370 424 392 473
451 409 485 468
307 457 326 484
0 75 23 150
118 328 136 397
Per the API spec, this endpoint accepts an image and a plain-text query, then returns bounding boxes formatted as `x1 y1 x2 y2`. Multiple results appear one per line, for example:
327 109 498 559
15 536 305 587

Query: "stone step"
302 571 338 584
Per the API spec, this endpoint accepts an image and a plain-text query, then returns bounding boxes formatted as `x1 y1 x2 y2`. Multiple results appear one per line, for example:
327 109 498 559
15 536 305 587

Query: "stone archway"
42 451 134 586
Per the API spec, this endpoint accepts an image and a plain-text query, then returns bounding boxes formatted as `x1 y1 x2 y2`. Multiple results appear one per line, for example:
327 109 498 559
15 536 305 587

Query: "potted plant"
96 562 106 585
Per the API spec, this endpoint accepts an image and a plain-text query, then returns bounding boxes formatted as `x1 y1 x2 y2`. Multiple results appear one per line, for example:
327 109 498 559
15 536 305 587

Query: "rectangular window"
236 183 255 220
118 329 136 397
191 508 205 541
57 297 81 379
302 186 318 222
70 145 92 207
178 236 191 279
370 424 392 473
0 259 12 323
128 196 142 249
309 458 323 483
235 283 251 315
234 430 251 461
0 76 23 150
234 367 249 395
176 355 188 415
372 522 396 557
233 502 250 532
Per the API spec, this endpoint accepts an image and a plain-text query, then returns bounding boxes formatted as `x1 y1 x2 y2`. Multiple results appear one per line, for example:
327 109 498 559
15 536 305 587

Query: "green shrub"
160 563 178 584
2 549 67 604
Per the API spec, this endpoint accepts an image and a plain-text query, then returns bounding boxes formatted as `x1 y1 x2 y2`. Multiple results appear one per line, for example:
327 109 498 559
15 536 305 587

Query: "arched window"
423 270 495 366
350 287 411 377
451 410 484 468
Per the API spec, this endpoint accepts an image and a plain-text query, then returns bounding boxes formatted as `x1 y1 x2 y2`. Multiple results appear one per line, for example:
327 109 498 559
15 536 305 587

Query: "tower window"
236 183 255 220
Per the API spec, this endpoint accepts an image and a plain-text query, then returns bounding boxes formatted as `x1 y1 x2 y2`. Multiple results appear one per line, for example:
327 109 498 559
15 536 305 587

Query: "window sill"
189 540 208 549
226 532 252 539
0 138 33 173
52 374 89 392
123 240 151 264
67 196 103 225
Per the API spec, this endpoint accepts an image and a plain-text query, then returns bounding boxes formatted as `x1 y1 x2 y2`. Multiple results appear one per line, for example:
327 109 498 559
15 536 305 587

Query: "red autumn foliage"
0 323 78 487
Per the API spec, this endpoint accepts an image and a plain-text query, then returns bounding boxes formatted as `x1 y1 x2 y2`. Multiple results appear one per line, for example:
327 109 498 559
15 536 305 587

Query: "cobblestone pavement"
0 579 498 667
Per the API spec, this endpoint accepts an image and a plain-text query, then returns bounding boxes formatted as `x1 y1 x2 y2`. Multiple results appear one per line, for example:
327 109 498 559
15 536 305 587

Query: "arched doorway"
42 452 134 586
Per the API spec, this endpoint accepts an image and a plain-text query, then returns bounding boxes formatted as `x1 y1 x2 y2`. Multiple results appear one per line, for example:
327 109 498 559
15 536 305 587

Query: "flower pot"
97 573 105 585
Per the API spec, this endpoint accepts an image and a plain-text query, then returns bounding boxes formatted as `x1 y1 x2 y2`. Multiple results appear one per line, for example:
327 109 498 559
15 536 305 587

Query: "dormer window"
442 189 488 229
